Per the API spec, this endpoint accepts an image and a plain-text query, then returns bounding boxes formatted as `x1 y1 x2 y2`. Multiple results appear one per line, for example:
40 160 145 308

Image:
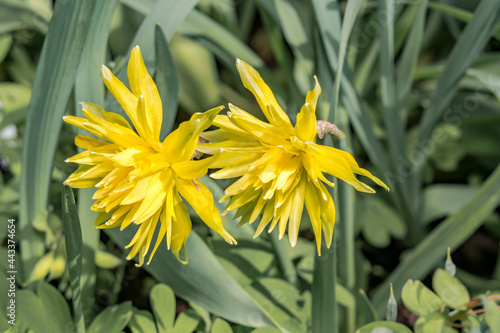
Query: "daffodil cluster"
64 46 235 266
65 46 388 265
197 59 388 254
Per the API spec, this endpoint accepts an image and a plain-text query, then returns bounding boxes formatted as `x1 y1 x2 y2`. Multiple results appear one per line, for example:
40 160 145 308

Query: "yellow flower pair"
64 46 388 266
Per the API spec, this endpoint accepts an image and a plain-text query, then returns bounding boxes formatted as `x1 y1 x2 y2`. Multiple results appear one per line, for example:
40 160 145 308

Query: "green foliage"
2 0 500 332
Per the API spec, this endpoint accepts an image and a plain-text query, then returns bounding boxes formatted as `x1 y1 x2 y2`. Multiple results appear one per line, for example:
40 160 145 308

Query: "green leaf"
150 284 176 333
36 282 73 333
252 328 282 333
211 318 233 333
357 290 379 327
482 298 500 333
396 0 428 121
357 196 407 248
62 185 85 333
428 2 500 42
17 289 52 333
105 229 279 329
432 268 470 310
401 280 442 316
411 0 500 193
129 308 158 333
173 310 201 333
423 185 479 224
372 164 500 315
312 245 337 333
356 321 413 333
414 313 458 333
95 250 123 269
73 0 118 314
87 301 133 333
154 25 178 138
19 0 97 281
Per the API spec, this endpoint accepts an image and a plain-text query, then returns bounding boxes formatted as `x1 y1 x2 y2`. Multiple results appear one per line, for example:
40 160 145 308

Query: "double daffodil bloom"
197 59 389 254
64 46 236 266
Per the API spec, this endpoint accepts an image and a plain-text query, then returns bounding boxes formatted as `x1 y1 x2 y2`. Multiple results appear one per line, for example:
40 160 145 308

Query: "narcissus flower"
197 59 389 254
64 46 236 266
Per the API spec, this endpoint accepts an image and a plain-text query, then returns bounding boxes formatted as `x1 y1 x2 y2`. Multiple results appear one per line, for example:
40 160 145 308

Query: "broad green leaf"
432 268 470 310
173 310 201 333
150 284 176 333
482 298 500 333
401 280 442 316
356 321 413 333
357 196 407 248
17 289 53 333
414 313 458 333
19 0 97 280
62 185 85 333
211 318 233 333
372 164 500 315
423 184 478 224
129 308 157 333
244 278 306 333
87 301 133 333
105 228 280 329
36 282 73 333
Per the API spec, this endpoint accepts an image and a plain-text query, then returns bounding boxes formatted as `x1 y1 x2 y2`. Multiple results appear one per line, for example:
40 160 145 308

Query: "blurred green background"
0 0 500 332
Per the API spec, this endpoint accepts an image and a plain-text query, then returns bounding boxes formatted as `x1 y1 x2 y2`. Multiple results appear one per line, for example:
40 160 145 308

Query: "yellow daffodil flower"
197 59 389 254
64 46 236 266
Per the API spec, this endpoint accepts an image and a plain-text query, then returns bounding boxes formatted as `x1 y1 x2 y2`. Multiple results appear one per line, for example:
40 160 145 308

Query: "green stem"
312 240 338 333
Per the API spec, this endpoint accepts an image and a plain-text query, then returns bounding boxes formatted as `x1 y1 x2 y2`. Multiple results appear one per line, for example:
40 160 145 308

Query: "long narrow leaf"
154 25 179 138
73 0 119 323
62 186 85 333
19 0 97 280
372 163 500 315
411 0 500 197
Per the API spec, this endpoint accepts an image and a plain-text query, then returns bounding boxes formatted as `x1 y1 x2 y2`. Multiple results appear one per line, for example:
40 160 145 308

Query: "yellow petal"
80 102 132 129
74 135 108 150
226 104 288 147
161 106 223 163
236 59 294 134
176 178 236 245
127 46 163 141
304 180 322 255
295 76 320 142
171 155 218 180
315 145 376 193
319 145 389 191
288 175 306 247
170 191 191 264
101 65 139 130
